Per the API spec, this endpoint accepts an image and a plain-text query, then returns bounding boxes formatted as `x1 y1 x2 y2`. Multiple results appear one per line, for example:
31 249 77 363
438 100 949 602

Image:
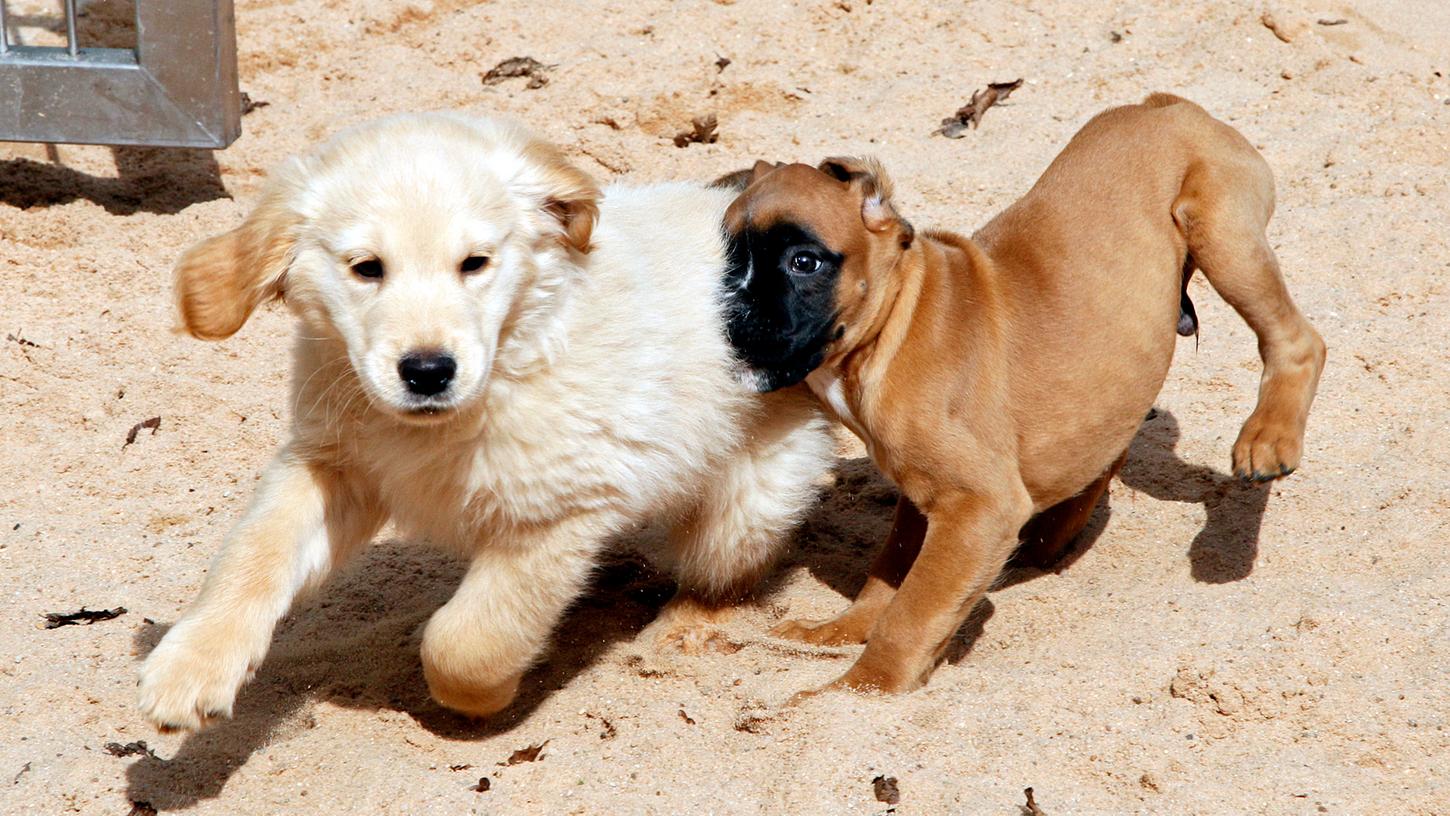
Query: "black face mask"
722 222 843 392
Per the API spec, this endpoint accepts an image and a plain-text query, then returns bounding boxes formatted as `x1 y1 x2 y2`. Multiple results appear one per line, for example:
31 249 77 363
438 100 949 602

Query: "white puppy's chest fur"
326 183 752 548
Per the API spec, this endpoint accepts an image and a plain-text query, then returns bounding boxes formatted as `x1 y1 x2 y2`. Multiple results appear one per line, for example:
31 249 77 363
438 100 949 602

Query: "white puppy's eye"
351 258 384 280
460 255 490 274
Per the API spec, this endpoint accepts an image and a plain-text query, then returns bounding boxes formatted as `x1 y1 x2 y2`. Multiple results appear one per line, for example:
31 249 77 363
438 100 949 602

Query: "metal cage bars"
0 0 240 148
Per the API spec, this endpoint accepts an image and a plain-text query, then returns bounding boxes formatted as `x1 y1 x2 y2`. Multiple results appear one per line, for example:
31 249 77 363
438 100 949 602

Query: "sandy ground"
2 0 1448 813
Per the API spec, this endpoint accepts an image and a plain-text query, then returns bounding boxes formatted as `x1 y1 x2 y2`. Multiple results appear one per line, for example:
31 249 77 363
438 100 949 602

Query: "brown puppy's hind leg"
772 497 926 646
1176 158 1326 482
1013 450 1128 569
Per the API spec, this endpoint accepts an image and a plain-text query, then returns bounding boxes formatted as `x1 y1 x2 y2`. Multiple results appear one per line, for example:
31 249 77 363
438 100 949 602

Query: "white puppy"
137 113 832 730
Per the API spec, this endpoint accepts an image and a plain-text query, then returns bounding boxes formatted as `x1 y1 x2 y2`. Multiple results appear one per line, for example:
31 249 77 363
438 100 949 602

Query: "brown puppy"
720 94 1326 696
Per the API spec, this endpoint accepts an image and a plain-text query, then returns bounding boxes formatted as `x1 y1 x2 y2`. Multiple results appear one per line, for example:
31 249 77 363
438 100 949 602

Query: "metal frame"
0 0 240 148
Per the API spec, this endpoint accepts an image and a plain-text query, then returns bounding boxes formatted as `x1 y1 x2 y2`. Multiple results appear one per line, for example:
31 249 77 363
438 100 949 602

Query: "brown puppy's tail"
1178 259 1199 339
1149 91 1205 338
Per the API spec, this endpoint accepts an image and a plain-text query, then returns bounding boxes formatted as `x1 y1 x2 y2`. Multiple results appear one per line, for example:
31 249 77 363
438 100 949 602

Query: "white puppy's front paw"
137 624 256 732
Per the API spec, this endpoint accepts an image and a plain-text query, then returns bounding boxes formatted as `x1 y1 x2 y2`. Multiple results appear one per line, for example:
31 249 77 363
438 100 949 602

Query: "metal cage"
0 0 239 148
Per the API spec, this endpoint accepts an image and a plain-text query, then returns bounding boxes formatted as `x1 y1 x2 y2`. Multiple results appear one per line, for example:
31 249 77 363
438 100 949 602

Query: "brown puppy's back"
970 96 1275 505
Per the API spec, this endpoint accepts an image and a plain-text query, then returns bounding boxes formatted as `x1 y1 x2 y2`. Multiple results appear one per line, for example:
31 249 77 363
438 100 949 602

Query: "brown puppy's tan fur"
731 94 1326 695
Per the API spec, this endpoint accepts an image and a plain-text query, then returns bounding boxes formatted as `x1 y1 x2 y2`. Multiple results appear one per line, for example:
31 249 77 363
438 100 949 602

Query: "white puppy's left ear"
518 141 601 254
173 161 305 340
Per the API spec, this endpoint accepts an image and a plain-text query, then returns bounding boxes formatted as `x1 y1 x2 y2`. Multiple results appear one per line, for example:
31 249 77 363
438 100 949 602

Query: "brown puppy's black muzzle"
721 222 842 392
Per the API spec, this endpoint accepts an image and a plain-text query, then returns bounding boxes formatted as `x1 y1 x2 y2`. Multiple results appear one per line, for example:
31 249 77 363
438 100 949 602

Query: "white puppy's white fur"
137 113 832 730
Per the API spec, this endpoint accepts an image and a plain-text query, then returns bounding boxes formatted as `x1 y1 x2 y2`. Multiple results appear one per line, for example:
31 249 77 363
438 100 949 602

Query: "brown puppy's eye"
788 250 823 275
460 255 490 274
351 259 384 280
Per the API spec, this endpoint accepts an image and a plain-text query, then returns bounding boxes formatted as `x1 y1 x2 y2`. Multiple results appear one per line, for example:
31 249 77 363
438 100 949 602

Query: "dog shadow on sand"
125 539 679 808
124 410 1268 808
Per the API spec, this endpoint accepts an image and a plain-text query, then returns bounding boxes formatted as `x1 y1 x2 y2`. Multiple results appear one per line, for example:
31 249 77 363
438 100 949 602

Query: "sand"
2 0 1447 813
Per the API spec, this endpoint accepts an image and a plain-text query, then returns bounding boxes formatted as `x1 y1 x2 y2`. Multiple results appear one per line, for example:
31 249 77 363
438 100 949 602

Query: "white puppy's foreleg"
420 519 605 717
137 450 380 731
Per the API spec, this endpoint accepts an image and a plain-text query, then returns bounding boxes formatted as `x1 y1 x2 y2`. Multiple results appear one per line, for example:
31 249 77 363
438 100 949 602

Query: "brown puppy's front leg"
821 487 1031 694
773 496 926 646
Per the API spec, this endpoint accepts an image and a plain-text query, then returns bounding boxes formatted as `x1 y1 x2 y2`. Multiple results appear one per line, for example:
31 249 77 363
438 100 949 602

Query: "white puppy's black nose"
398 351 456 396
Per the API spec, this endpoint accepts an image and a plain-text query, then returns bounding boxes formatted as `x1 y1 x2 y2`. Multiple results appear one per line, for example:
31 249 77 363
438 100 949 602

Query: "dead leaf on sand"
673 114 720 148
123 416 161 448
501 740 549 766
240 92 271 115
936 79 1023 136
103 741 158 759
43 607 127 629
482 57 554 89
872 775 900 804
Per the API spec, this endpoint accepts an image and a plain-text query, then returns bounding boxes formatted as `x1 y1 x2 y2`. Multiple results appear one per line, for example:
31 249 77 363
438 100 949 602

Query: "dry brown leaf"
44 606 127 629
872 775 900 805
673 114 719 148
482 57 554 89
123 417 161 448
936 78 1024 137
501 740 549 766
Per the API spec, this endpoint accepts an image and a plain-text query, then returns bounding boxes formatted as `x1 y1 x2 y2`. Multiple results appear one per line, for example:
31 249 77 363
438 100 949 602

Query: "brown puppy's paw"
783 669 902 708
1231 413 1303 483
769 616 871 647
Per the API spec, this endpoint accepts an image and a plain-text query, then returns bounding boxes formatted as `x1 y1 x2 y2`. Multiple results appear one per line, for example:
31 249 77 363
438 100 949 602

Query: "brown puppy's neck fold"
825 231 993 420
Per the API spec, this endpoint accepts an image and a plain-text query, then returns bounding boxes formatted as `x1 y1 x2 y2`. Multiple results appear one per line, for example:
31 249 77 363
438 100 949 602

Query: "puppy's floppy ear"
521 140 601 254
750 159 784 184
173 169 301 340
710 159 785 192
818 156 915 248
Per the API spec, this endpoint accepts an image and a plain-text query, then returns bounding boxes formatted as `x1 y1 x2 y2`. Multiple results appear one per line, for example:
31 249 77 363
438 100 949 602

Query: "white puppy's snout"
397 349 457 397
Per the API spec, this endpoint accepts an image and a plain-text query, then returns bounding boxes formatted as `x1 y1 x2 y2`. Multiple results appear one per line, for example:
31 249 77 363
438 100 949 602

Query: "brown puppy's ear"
174 180 299 340
750 159 784 183
818 156 914 248
710 160 784 192
522 141 602 254
710 160 785 192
